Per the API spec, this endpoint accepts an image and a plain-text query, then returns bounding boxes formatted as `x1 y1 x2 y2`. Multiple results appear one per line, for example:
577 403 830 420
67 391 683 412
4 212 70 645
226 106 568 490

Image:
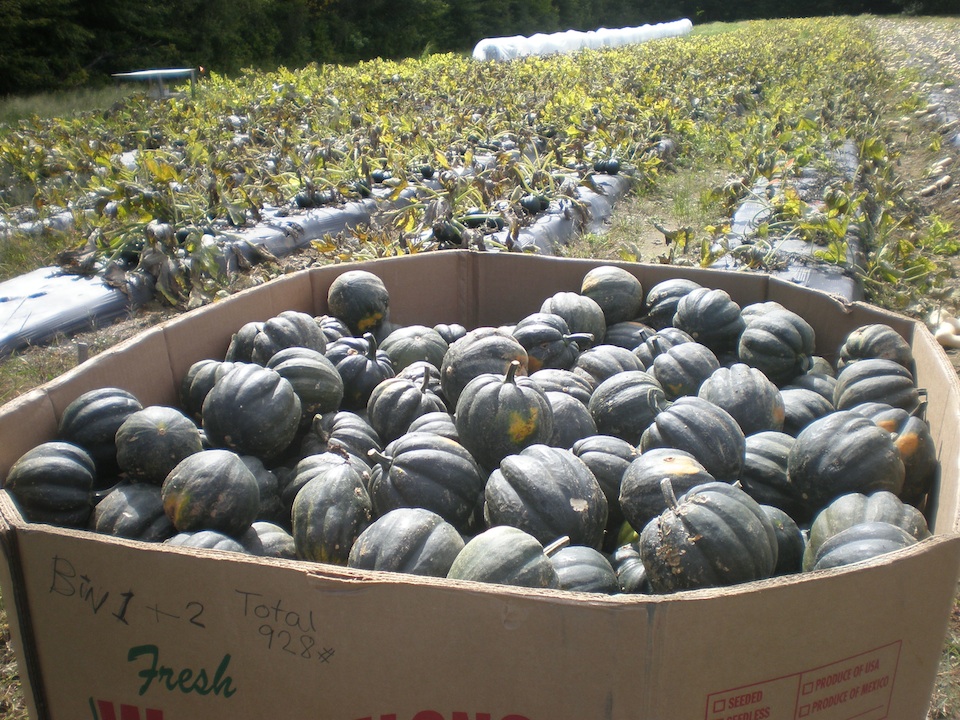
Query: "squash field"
0 16 949 315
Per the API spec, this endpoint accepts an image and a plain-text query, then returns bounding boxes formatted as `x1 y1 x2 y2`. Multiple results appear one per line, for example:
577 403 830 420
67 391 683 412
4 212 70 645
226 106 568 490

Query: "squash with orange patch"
455 360 554 472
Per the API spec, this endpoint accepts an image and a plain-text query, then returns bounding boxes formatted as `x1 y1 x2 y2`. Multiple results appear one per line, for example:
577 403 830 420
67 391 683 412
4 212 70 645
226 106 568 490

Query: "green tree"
0 0 91 94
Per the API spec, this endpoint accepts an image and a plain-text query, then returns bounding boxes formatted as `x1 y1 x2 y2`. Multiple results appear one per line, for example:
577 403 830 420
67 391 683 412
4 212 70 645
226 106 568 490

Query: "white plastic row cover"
472 19 694 61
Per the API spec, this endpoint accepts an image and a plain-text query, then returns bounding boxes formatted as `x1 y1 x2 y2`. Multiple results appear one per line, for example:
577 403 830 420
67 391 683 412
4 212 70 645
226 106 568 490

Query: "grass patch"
0 86 136 127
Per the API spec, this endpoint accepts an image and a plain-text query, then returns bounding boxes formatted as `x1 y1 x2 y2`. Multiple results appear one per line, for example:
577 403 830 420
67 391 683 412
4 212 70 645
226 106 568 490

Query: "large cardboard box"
0 251 957 720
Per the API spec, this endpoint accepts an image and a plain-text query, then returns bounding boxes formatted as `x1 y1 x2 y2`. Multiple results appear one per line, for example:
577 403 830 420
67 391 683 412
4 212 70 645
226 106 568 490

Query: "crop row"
0 18 910 307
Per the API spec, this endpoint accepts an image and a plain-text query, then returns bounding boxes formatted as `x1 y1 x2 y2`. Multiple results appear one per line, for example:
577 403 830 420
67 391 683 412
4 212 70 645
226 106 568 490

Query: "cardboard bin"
0 251 957 720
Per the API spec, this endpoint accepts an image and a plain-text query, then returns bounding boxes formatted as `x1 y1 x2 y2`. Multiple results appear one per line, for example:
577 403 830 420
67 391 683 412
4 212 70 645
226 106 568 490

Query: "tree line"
0 0 950 96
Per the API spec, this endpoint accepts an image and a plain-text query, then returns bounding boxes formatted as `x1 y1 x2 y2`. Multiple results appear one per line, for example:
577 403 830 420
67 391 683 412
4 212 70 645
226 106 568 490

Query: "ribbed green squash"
58 387 143 480
640 396 746 482
573 344 646 389
4 441 96 527
737 307 815 385
115 405 203 485
609 542 651 593
698 363 785 435
455 361 554 472
601 321 654 351
179 360 238 422
512 313 591 372
641 278 702 329
588 370 667 445
326 269 391 336
440 327 528 408
639 480 778 593
223 321 263 363
347 507 465 577
761 504 804 576
166 530 249 553
529 369 594 407
326 333 396 410
540 291 606 344
849 402 937 505
780 387 835 437
291 462 372 565
810 521 918 571
92 482 175 542
787 411 905 522
483 444 608 549
239 521 297 559
633 327 694 368
837 323 915 376
579 265 644 326
250 310 327 365
446 526 560 589
652 341 720 400
282 450 373 514
266 347 344 421
545 391 598 448
570 435 639 549
368 432 486 533
832 358 920 413
738 431 804 520
379 324 449 371
619 447 716 534
802 490 930 571
672 287 745 354
549 545 620 594
162 449 260 538
299 411 382 467
366 373 447 443
202 363 301 460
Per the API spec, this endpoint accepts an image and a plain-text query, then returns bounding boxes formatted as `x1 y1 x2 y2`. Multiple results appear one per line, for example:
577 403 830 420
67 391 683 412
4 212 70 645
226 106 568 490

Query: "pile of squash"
3 266 937 595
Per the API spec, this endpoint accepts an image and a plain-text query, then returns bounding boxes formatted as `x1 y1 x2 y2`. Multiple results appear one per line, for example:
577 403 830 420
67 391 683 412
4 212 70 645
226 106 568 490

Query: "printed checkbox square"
712 698 727 713
799 704 811 718
802 681 814 695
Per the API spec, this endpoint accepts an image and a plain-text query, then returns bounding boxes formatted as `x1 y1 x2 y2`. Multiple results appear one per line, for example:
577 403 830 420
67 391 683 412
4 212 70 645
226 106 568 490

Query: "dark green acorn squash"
672 287 745 354
787 411 905 522
698 363 785 435
483 444 608 549
266 347 344 422
545 391 598 448
446 526 561 589
291 461 372 565
440 326 528 408
57 387 143 480
549 545 620 594
347 507 465 577
651 341 720 400
326 269 391 336
4 441 96 527
202 363 301 460
619 447 716 534
455 360 554 472
810 521 918 571
368 432 486 533
639 480 778 593
587 370 667 445
639 396 746 482
802 490 930 571
250 310 327 365
739 431 804 520
161 449 260 538
737 307 816 385
539 291 606 344
92 482 175 542
379 324 449 371
641 278 702 329
579 265 644 326
115 406 203 485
